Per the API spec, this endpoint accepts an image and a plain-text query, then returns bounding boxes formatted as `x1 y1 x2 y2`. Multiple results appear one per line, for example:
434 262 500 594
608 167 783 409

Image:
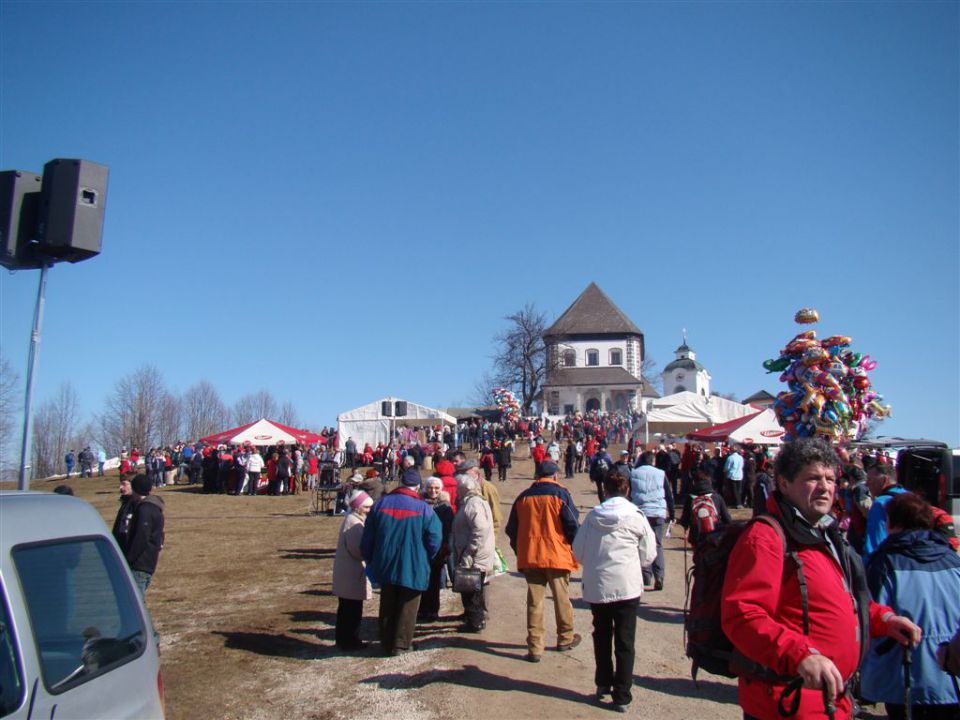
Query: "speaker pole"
18 263 51 490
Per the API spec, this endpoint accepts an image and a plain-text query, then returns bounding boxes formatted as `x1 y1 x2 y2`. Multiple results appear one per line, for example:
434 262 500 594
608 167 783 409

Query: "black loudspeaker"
37 159 109 263
0 170 43 270
381 401 393 417
394 401 407 417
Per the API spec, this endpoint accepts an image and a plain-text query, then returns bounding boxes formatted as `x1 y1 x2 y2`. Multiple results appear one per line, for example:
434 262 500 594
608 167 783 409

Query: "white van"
0 492 164 719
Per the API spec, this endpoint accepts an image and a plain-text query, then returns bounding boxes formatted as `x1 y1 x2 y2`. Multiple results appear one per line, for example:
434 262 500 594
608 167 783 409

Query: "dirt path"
25 449 742 720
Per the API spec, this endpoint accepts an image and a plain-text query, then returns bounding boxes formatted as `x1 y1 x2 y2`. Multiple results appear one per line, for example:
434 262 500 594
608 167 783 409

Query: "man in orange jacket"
506 460 581 663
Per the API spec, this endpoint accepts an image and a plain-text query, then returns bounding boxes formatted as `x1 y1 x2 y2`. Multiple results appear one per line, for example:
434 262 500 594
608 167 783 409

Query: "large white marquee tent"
337 398 456 449
644 391 758 437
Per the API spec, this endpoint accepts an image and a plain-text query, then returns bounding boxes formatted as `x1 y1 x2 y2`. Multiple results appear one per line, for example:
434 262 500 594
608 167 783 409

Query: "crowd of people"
330 429 960 719
58 409 960 718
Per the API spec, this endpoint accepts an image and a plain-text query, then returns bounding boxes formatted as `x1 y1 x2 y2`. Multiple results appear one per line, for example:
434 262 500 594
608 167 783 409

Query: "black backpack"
684 514 809 683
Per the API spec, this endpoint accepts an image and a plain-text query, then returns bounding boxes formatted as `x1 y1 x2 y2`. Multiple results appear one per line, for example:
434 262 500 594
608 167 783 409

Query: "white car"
0 492 164 719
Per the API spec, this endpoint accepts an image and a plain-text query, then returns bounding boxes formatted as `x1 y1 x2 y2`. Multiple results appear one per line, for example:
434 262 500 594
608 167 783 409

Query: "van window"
0 583 25 717
12 537 146 693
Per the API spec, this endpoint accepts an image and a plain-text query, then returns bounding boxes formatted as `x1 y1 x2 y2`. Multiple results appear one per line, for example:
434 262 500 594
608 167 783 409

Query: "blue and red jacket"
361 485 442 591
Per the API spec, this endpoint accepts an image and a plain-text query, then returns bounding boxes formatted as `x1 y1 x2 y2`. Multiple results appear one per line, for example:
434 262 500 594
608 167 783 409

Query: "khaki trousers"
523 568 574 655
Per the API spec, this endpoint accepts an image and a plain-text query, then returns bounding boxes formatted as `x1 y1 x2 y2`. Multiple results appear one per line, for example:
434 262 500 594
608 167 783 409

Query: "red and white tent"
199 419 323 447
686 408 785 446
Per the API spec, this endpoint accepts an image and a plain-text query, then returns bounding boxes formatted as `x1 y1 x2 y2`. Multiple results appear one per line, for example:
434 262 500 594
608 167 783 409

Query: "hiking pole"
903 643 912 720
822 685 836 720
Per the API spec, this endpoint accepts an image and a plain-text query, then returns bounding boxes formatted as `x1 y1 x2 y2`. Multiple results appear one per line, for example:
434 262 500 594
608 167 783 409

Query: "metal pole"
18 263 51 491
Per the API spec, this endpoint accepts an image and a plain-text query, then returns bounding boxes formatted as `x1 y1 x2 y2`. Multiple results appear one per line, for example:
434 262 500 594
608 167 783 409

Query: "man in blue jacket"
863 462 906 565
361 462 442 656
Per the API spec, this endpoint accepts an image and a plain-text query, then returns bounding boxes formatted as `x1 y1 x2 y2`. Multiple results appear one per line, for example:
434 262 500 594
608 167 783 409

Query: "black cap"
538 460 560 477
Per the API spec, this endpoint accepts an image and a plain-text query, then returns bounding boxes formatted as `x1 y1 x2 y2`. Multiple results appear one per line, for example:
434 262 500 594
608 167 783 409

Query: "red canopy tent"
199 418 324 446
686 408 785 446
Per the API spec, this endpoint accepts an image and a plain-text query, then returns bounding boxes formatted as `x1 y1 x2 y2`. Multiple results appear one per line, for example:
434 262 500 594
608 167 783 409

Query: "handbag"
453 566 482 593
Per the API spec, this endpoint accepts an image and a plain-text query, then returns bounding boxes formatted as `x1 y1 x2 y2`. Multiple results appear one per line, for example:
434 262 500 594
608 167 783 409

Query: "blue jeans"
132 570 152 597
642 517 665 585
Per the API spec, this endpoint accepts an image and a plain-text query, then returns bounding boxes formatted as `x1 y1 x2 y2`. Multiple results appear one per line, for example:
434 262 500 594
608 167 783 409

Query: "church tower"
661 332 712 397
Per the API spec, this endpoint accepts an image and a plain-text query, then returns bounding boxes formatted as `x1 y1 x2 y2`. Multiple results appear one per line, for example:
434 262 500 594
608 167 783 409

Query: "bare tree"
233 389 278 425
0 353 20 479
641 356 663 394
491 304 551 416
276 400 300 428
182 380 228 440
468 371 498 408
156 392 182 446
29 382 80 478
98 365 168 454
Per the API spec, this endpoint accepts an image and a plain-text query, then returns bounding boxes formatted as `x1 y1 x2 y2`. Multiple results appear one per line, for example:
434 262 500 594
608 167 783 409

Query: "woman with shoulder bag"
451 473 496 633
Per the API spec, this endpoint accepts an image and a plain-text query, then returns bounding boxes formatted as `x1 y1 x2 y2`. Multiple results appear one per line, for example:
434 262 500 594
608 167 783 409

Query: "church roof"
543 367 642 388
663 357 705 372
544 283 643 338
742 390 776 403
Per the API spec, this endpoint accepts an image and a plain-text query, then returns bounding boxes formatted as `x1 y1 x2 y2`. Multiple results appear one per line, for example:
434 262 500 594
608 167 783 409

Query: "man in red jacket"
721 438 920 720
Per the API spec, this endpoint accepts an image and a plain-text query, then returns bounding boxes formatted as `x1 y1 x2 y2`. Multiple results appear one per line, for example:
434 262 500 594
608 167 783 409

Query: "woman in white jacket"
573 468 656 713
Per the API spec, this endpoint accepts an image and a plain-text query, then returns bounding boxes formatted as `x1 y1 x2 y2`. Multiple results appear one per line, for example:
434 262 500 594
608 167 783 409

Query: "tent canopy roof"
686 408 785 445
338 398 456 425
200 418 323 446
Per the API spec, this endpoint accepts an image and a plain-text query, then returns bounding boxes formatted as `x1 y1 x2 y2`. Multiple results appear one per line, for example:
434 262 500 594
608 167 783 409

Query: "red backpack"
689 494 719 543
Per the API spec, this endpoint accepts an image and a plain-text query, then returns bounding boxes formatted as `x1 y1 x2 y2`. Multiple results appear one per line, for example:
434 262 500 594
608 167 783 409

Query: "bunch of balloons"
766 308 892 442
492 387 521 421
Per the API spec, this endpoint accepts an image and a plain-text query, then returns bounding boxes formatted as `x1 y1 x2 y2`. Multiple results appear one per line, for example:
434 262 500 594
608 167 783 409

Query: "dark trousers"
729 478 743 508
594 478 606 502
591 598 639 705
335 597 364 647
643 517 665 584
460 572 486 630
246 471 260 495
498 465 508 482
419 560 444 619
378 583 421 653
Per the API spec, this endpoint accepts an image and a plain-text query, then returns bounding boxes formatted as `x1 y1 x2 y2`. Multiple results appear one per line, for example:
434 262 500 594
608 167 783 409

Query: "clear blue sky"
1 1 957 444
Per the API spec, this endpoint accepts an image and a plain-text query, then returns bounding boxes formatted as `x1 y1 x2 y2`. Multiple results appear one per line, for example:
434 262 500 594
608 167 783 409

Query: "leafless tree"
491 303 552 416
232 389 278 425
182 380 228 440
29 382 80 478
156 392 182 446
0 353 20 479
468 371 499 408
277 400 300 428
641 356 663 394
98 365 168 454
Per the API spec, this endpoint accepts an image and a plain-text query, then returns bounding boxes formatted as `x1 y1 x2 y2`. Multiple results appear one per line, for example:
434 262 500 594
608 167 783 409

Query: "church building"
661 336 712 398
540 283 653 416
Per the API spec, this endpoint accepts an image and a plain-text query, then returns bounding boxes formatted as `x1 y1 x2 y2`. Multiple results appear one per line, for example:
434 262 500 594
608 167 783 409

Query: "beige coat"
331 512 371 601
481 478 503 533
452 492 496 573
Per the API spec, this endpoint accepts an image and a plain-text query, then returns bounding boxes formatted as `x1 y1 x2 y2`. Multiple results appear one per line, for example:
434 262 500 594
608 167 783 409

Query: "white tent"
686 408 785 446
644 392 757 436
337 397 456 449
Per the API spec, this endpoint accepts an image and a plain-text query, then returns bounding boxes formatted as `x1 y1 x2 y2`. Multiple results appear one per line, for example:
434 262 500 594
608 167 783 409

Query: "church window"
563 349 576 367
609 348 622 366
586 349 599 366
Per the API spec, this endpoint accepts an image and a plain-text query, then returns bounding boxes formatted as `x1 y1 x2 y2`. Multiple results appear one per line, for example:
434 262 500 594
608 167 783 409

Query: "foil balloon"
764 309 892 442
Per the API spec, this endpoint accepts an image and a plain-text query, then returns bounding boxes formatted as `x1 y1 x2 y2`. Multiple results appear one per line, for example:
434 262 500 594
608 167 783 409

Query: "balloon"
795 308 820 324
767 310 891 442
